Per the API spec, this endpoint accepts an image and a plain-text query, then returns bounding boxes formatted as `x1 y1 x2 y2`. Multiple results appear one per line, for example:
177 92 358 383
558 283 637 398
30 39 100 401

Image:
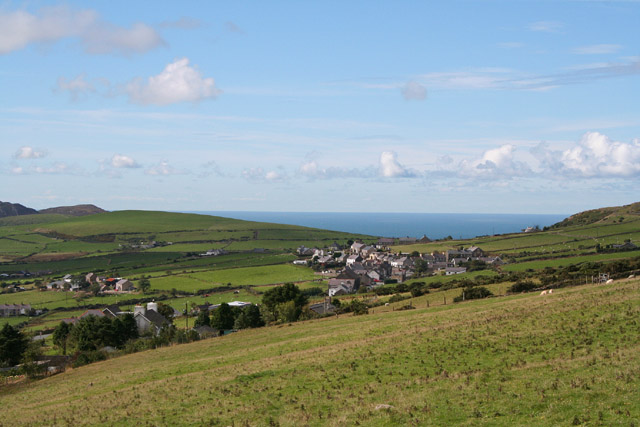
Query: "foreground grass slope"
2 279 638 425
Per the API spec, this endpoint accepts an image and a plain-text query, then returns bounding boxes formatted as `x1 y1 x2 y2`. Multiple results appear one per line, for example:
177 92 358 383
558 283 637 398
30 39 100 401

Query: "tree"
53 321 73 355
211 303 235 330
156 302 175 323
138 277 151 294
414 258 429 275
262 283 308 320
0 324 29 367
234 305 265 329
112 314 138 347
350 299 369 315
89 282 101 296
276 301 299 323
194 310 211 328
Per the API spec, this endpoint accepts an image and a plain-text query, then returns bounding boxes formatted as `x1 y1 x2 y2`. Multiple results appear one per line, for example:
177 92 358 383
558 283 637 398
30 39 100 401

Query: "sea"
189 211 568 240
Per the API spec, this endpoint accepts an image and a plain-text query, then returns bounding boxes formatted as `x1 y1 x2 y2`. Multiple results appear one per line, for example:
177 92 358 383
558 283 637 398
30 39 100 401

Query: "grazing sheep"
540 290 548 296
548 289 553 294
606 279 614 284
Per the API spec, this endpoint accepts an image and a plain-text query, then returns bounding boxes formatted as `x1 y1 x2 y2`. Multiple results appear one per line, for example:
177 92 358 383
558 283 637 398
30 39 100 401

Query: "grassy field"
150 264 318 292
1 278 638 425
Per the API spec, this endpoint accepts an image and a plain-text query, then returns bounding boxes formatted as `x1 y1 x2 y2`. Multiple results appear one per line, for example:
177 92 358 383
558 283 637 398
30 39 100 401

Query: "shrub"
389 294 407 303
507 280 538 293
453 286 493 303
350 300 369 316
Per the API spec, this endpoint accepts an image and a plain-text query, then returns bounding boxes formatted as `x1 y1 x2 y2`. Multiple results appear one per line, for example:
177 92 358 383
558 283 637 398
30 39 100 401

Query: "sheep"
540 290 548 296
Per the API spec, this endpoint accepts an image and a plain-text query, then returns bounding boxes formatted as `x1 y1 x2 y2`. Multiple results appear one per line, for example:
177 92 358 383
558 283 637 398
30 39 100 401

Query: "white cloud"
379 151 415 178
111 154 139 168
146 161 183 176
459 145 530 179
33 162 71 174
242 167 287 182
126 58 221 105
402 81 427 100
0 6 163 55
572 44 622 55
532 132 640 177
297 160 370 180
528 21 563 33
55 74 95 101
82 22 164 55
14 146 46 159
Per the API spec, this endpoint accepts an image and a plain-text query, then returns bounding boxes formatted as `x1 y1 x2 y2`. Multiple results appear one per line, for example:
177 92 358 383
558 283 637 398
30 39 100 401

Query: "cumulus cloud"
242 167 287 182
532 132 640 177
14 146 46 159
0 6 163 55
146 161 184 176
297 160 372 180
459 145 530 179
379 151 416 178
55 74 95 101
126 58 221 105
402 81 427 100
111 154 139 168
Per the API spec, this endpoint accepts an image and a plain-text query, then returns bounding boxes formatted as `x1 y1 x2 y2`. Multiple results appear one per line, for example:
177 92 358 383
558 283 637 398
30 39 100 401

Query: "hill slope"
38 204 105 216
0 201 37 218
1 279 638 425
550 201 640 229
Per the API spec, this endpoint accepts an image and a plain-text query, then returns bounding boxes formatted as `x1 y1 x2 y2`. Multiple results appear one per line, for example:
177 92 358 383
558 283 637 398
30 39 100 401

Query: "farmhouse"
328 278 359 296
0 304 31 317
115 279 134 292
134 302 170 335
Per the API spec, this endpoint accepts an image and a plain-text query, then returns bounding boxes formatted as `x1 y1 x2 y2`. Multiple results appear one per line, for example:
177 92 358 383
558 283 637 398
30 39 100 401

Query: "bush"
350 300 369 316
73 350 107 368
453 286 493 303
508 280 538 293
388 294 407 303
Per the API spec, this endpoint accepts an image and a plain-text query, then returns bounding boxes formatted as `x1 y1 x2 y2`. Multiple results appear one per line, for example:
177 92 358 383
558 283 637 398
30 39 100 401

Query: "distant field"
502 250 640 271
1 279 638 425
151 264 317 292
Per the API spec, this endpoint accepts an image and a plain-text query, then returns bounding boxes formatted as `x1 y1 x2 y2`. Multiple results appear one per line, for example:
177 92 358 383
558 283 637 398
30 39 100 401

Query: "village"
295 238 502 297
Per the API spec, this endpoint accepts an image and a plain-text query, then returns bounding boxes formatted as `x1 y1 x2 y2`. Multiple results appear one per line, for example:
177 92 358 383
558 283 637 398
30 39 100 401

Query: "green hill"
550 201 640 229
1 278 638 425
0 210 371 267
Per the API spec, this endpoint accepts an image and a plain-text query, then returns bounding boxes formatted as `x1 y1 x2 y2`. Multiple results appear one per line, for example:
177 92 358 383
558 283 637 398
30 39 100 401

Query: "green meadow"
1 278 638 425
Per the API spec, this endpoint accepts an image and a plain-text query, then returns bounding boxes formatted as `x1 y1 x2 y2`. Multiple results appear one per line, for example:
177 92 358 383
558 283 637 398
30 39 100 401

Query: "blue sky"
1 0 639 214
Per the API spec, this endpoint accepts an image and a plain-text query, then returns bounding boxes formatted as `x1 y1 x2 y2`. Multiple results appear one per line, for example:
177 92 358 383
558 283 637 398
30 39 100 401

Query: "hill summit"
0 200 38 218
39 204 106 216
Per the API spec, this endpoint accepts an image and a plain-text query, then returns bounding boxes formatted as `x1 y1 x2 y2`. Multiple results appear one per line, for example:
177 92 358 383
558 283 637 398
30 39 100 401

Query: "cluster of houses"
0 303 32 317
199 249 229 257
297 239 502 297
46 273 135 293
62 302 172 336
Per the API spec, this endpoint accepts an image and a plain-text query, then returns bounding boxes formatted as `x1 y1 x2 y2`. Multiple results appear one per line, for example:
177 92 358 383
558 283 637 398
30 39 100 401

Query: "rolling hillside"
1 278 638 425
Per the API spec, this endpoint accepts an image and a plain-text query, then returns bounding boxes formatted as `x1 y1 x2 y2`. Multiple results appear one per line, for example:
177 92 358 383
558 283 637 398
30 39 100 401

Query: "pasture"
1 278 638 425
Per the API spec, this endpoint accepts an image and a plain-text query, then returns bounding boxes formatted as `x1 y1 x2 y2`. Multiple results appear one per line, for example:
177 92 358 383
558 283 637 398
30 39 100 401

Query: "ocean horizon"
186 211 568 240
